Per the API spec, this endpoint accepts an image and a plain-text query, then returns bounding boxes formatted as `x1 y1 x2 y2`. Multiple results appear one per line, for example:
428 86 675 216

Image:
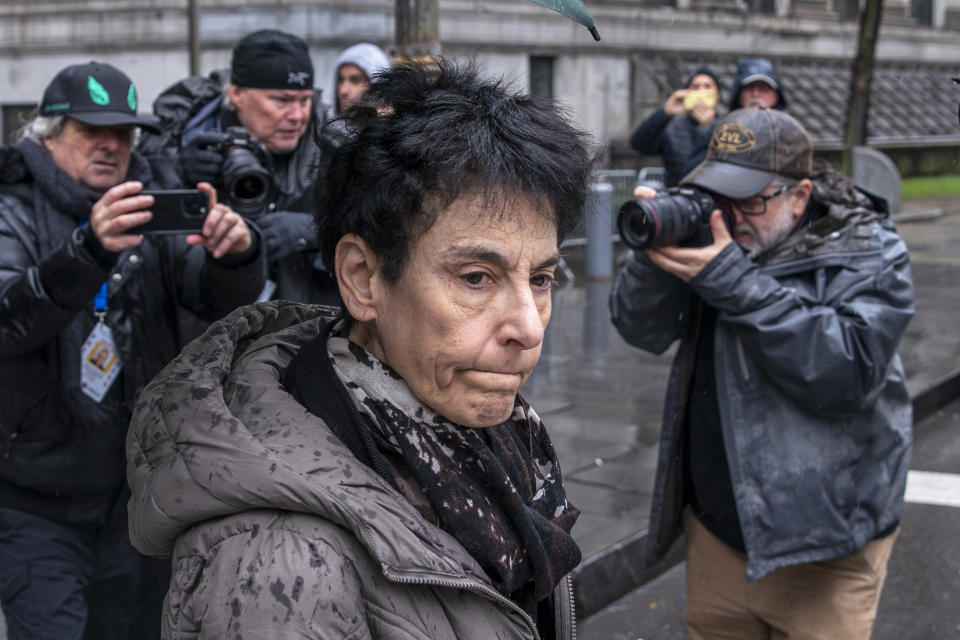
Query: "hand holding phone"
123 189 209 235
110 182 251 258
683 90 717 111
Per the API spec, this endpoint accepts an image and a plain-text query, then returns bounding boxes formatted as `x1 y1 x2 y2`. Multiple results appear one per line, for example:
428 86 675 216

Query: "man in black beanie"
142 29 341 316
226 29 316 154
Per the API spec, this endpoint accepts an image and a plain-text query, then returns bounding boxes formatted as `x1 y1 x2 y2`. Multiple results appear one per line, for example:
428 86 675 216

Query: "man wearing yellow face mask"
630 67 722 188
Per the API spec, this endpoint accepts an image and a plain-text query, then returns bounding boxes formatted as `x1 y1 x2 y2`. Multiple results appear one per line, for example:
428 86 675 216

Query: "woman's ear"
335 233 380 323
790 178 813 222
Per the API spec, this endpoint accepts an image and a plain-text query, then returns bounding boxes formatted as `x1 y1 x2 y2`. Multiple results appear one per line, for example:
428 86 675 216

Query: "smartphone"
125 189 209 235
683 90 717 110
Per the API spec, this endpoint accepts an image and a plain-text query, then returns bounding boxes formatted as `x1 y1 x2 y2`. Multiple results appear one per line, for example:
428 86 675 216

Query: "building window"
911 0 934 25
2 104 36 143
747 0 776 13
530 56 555 100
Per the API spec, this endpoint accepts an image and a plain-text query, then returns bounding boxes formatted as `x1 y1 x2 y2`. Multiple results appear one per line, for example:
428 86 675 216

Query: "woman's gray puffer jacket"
126 301 576 639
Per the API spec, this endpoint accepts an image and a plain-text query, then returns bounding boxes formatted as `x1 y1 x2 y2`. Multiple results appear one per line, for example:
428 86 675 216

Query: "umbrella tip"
589 25 601 41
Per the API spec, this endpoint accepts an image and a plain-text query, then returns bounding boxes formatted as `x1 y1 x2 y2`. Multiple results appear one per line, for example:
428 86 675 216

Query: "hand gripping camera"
201 126 277 215
617 186 733 250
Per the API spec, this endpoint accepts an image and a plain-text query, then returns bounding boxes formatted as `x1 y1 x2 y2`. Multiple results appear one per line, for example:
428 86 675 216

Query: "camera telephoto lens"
222 147 276 215
233 175 267 201
617 187 719 250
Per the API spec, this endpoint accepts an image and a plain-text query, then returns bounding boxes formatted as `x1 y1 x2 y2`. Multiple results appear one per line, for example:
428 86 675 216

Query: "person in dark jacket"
127 58 590 640
611 108 914 639
140 29 341 309
630 67 721 188
0 61 264 640
729 57 787 110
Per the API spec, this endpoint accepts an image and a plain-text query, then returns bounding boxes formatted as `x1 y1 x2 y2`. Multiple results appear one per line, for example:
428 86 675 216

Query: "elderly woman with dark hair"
126 59 593 639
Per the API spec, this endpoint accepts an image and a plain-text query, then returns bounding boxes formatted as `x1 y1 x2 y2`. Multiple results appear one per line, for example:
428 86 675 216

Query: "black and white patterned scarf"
285 320 581 612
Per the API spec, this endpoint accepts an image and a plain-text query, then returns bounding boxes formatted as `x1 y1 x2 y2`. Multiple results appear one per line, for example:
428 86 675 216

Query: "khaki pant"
683 508 898 640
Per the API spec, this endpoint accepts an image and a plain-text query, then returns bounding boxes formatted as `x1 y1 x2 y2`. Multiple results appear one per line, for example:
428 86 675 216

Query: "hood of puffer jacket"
126 300 491 585
757 173 886 267
332 42 391 114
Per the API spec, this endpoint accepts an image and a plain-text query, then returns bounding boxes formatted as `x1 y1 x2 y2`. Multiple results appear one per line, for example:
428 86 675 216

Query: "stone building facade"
0 0 958 173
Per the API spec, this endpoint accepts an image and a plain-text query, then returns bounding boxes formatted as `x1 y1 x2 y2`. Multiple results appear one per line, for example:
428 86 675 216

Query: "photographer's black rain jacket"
0 141 266 527
139 72 341 305
609 185 914 580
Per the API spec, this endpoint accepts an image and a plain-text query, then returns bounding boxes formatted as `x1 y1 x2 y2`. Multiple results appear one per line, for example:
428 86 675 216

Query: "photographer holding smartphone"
630 66 722 188
0 61 264 640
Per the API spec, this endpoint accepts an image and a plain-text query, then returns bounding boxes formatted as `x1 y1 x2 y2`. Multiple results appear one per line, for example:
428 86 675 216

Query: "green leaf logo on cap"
88 76 110 106
127 83 137 111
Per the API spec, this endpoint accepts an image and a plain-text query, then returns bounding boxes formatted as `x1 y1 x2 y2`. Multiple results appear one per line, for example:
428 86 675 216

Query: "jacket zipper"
382 568 575 640
734 336 751 381
566 573 577 640
358 471 575 639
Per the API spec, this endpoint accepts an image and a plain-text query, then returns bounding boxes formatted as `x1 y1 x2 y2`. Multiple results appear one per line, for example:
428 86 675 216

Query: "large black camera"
617 186 728 250
200 126 276 215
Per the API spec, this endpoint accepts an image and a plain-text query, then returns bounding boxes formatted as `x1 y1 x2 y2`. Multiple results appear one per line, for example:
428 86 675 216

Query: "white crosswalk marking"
904 470 960 508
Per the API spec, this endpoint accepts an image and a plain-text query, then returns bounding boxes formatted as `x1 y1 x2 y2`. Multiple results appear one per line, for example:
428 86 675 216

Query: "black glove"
179 131 226 186
257 211 319 261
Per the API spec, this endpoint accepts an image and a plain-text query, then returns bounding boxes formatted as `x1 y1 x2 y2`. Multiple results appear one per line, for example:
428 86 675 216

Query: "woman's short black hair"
314 57 593 282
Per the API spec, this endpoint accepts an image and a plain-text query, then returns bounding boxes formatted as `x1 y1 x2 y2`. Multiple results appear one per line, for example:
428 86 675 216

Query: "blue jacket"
609 186 914 580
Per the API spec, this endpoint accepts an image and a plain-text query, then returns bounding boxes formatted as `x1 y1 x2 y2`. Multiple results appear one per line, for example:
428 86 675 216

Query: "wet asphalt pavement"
577 399 960 640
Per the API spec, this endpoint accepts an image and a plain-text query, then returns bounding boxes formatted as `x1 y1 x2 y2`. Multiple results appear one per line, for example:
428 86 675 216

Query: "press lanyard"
78 222 122 402
79 219 109 321
94 282 108 322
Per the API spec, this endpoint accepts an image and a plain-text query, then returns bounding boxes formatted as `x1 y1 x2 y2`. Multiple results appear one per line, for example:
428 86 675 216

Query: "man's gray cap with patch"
681 107 813 199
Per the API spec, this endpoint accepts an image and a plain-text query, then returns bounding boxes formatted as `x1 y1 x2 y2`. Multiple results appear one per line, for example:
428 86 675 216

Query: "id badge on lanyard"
80 281 122 403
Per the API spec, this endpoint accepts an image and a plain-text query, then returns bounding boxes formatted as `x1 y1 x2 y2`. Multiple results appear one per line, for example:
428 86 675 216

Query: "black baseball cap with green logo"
681 107 813 199
39 61 161 133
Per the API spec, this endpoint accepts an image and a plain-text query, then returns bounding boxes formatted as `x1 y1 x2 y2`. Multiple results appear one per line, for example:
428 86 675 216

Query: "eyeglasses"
719 184 792 216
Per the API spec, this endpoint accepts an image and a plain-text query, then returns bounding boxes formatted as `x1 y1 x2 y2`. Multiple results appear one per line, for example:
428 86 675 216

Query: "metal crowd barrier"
563 169 642 248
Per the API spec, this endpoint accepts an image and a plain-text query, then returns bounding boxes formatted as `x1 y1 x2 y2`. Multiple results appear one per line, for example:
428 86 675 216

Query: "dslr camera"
617 186 732 250
199 126 276 215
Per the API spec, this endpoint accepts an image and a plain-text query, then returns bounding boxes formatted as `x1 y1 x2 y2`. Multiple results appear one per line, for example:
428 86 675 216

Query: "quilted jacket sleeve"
0 194 111 357
171 521 374 639
629 107 670 156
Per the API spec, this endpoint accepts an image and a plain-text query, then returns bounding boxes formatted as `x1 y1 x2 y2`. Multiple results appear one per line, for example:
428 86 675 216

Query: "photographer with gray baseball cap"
611 107 915 639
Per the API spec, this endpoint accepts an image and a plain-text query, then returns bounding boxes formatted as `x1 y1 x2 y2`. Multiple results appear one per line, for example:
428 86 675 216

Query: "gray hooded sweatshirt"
332 43 392 114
